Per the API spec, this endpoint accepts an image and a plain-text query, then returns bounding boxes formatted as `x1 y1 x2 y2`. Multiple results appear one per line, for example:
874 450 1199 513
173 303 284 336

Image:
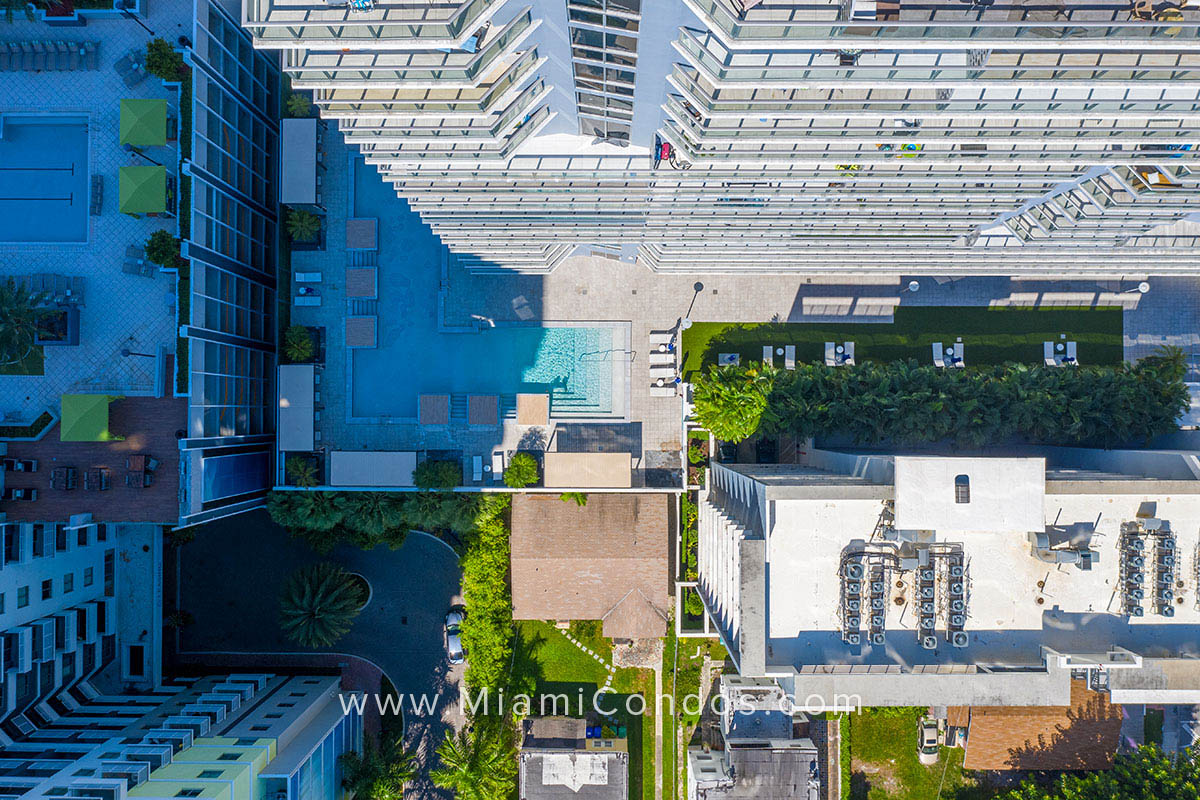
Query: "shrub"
145 38 184 82
285 456 319 488
278 562 364 648
503 452 538 489
458 496 513 692
286 92 313 118
559 491 587 506
688 443 708 466
145 230 181 268
283 325 315 363
286 208 321 243
691 363 778 443
413 460 461 490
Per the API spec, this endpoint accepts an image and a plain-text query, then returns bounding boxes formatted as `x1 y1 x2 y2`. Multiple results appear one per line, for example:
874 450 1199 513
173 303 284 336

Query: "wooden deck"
1 396 185 523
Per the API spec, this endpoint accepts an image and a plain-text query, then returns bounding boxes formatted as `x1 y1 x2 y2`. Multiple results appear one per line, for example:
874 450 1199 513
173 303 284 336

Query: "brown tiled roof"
958 679 1122 771
418 394 449 426
468 395 498 427
510 493 671 639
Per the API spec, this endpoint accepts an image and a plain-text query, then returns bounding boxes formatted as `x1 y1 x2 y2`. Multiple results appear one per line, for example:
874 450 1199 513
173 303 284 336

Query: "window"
954 474 971 504
83 567 94 587
249 725 268 732
17 586 29 608
265 713 282 719
175 790 203 798
0 592 5 613
63 573 74 594
197 770 223 779
234 738 257 746
218 753 241 761
41 579 52 600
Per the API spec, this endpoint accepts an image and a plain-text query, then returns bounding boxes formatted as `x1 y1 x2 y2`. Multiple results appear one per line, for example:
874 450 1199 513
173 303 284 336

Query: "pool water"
0 116 89 243
348 156 618 419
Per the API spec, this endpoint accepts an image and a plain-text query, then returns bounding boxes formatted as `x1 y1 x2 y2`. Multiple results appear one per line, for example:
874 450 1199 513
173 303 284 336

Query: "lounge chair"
21 42 35 71
649 330 673 348
650 384 677 397
952 342 965 368
68 42 80 70
31 41 46 71
492 452 505 481
1065 341 1077 365
0 45 9 71
932 342 945 368
784 345 796 370
762 345 774 366
825 341 837 366
83 41 96 70
648 352 674 366
472 455 483 482
650 365 677 380
90 175 103 216
844 341 856 366
294 272 322 283
1044 341 1057 366
53 41 69 70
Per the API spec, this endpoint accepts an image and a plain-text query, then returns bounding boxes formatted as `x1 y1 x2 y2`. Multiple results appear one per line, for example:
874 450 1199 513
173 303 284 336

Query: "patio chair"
932 342 946 368
649 331 673 348
0 45 9 71
1065 341 1077 365
145 457 160 472
1044 341 1058 366
492 452 505 481
825 341 837 366
83 41 97 70
762 345 774 366
784 345 796 370
472 455 483 482
844 341 856 366
21 42 35 71
648 352 674 366
30 41 46 72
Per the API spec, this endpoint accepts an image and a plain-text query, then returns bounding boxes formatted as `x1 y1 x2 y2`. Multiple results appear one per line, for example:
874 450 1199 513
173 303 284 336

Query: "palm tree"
340 735 416 800
0 278 46 366
278 562 364 648
430 719 517 800
285 457 319 488
346 492 407 542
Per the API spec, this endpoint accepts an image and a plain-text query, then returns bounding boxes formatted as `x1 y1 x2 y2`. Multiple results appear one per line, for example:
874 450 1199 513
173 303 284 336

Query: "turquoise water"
352 324 615 419
0 116 88 242
348 156 615 419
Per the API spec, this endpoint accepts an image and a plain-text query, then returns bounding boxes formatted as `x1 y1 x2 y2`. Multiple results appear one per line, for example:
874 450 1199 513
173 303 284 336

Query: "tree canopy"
339 735 415 800
430 716 518 800
278 562 364 648
1000 746 1200 800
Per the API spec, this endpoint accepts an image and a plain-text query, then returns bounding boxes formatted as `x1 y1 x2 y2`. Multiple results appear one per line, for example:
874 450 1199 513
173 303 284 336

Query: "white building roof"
277 364 314 452
894 456 1045 534
280 118 318 205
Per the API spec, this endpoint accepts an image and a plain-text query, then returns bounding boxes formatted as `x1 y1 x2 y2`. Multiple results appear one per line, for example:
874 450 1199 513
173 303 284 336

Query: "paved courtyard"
0 5 189 421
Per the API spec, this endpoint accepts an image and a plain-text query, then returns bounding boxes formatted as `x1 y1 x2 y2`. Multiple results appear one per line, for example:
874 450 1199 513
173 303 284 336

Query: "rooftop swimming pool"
0 115 88 243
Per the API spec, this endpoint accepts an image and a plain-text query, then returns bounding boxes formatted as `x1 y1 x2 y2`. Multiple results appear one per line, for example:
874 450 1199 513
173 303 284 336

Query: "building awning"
60 394 122 442
277 364 314 452
543 452 631 489
118 166 167 214
330 451 416 487
119 98 167 147
280 118 318 205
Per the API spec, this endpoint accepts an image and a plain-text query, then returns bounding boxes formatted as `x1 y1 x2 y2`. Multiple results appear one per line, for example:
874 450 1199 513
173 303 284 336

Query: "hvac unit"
871 598 885 611
951 632 969 648
870 633 885 646
844 563 864 579
949 582 964 595
1162 606 1176 617
921 636 937 650
845 581 862 595
870 614 885 629
870 581 885 594
919 569 934 582
949 565 964 578
920 587 935 599
845 615 860 629
846 599 861 612
845 633 861 645
1131 606 1145 617
949 614 965 628
920 602 934 615
950 599 965 613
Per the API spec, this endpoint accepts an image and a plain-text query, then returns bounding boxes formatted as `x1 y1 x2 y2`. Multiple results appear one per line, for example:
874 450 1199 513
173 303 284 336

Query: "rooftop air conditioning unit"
920 587 935 599
870 633 885 646
846 616 860 629
951 632 969 648
1131 556 1145 569
1129 539 1144 551
1162 606 1175 617
1129 587 1144 600
1162 538 1175 550
949 566 964 578
844 563 864 579
950 582 964 595
949 614 965 628
870 581 885 594
921 602 935 615
1161 555 1176 568
871 599 885 611
871 614 885 628
1127 573 1144 585
919 569 934 582
921 636 938 650
1160 589 1174 602
950 599 965 613
1131 606 1145 617
845 633 861 645
846 599 861 612
845 581 862 595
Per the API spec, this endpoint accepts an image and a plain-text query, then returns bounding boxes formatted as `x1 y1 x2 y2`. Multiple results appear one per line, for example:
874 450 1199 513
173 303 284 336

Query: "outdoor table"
51 466 77 490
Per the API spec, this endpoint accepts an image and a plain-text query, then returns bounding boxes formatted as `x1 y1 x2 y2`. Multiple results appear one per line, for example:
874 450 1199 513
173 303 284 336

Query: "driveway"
177 510 463 798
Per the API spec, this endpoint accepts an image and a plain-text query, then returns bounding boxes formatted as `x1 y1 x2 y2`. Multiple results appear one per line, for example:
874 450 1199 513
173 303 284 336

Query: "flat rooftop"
735 464 1200 670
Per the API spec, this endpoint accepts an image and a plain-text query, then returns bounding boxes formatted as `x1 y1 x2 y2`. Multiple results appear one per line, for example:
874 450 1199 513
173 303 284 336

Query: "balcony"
243 0 502 49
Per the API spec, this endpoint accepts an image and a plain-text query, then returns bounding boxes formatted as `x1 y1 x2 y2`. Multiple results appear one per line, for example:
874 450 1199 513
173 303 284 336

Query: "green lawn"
680 306 1123 381
513 621 655 800
0 346 45 376
848 708 991 800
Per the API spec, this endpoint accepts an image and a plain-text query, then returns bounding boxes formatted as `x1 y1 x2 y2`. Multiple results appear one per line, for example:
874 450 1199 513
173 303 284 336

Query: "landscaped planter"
35 307 80 347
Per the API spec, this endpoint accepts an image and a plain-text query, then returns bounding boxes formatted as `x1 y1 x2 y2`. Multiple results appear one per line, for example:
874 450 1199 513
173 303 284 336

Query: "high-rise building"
0 673 361 800
241 0 1200 274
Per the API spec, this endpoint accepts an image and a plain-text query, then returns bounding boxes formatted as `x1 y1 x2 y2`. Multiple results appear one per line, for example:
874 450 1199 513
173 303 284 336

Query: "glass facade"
568 0 640 144
288 713 361 800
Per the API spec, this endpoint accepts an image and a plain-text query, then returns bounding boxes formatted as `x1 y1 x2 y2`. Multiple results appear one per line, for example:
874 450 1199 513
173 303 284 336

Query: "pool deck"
0 7 187 423
293 128 1200 489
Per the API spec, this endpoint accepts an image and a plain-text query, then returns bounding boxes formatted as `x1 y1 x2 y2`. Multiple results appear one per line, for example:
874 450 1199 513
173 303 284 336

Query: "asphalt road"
177 509 464 797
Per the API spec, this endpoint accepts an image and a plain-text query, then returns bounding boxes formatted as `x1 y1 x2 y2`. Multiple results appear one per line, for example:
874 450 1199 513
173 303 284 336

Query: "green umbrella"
118 166 167 215
60 394 124 442
119 98 168 147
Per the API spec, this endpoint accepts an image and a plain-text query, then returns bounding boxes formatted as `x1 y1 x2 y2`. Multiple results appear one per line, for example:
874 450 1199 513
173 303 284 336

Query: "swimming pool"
0 115 89 243
352 323 624 420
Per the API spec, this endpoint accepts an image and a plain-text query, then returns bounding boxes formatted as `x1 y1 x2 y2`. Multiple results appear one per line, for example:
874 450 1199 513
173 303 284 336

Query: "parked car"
918 717 940 765
445 607 466 665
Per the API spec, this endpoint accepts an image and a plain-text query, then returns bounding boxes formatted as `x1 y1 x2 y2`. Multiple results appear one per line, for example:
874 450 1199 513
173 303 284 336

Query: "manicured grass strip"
680 306 1123 380
0 346 45 376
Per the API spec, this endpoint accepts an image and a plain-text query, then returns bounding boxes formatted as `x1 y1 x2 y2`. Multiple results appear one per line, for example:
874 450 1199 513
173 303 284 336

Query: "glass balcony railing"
244 0 495 45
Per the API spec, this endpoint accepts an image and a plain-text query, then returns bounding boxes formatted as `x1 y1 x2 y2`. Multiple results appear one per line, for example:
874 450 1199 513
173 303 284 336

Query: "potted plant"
503 452 539 489
145 37 185 82
145 229 183 270
283 325 315 363
286 92 314 118
286 208 322 246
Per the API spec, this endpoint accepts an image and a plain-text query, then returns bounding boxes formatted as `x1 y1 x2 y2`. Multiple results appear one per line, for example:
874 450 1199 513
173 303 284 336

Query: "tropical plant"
687 443 708 466
459 496 512 691
0 278 46 367
267 490 347 533
691 362 779 443
339 735 416 800
286 91 314 118
287 208 321 243
285 456 319 488
344 492 408 544
144 229 182 268
559 491 588 507
278 562 365 648
1000 745 1199 800
4 0 45 23
283 325 315 363
413 460 461 490
503 452 539 489
145 37 184 81
430 716 518 800
164 610 194 628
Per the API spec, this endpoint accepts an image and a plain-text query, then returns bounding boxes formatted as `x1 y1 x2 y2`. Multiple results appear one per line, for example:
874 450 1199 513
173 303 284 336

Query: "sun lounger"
649 331 673 347
825 342 837 367
1065 341 1077 364
717 352 739 366
492 452 505 481
844 341 856 366
294 272 322 283
1044 341 1057 366
90 175 103 215
83 41 96 70
31 41 46 71
649 352 674 366
649 365 677 380
650 385 677 397
20 42 34 71
472 455 483 482
952 342 965 368
68 42 80 70
932 342 945 368
762 345 774 366
295 296 321 307
784 345 796 370
0 45 9 71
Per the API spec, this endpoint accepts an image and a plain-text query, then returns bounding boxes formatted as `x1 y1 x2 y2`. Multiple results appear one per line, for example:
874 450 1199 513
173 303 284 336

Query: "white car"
444 609 465 665
918 718 940 765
